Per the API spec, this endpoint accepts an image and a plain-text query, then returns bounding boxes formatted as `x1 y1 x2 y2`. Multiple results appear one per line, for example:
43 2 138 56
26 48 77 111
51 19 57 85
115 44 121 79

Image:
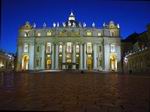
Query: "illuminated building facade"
0 50 15 71
123 24 150 73
16 12 121 71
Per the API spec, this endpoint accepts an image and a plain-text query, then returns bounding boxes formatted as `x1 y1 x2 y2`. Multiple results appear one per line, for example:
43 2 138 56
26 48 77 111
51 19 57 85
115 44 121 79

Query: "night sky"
1 0 150 53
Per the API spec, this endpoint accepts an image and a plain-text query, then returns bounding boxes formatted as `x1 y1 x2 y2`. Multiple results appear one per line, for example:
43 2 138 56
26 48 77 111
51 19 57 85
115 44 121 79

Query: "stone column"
116 45 121 72
16 44 22 71
51 44 55 70
29 43 35 70
83 43 87 70
101 42 104 70
62 44 66 69
55 44 59 70
41 43 45 70
80 44 83 70
104 43 110 71
72 44 76 69
93 44 98 70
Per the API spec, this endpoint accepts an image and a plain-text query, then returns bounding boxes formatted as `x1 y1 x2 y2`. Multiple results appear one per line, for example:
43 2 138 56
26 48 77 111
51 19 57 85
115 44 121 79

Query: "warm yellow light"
87 32 92 36
37 33 41 36
0 62 4 68
47 31 51 36
88 55 91 57
67 59 71 63
47 60 51 64
98 32 101 36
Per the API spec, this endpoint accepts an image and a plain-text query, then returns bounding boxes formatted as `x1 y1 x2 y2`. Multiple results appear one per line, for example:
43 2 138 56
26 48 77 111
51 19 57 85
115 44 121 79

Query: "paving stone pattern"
0 72 150 112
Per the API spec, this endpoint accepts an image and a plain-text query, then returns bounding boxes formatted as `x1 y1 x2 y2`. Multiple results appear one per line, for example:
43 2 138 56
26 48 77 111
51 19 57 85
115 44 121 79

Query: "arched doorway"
46 59 51 69
110 54 117 71
46 54 51 69
66 54 72 69
22 55 29 70
87 54 92 70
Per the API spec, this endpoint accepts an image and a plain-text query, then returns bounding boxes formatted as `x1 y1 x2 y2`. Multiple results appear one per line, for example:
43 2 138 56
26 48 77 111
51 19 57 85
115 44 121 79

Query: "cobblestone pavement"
0 71 150 112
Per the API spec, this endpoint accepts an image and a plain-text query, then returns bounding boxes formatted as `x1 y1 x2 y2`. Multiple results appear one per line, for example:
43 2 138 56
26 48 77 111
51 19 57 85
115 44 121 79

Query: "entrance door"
87 54 92 70
66 59 72 70
110 54 117 71
46 59 51 69
22 55 29 70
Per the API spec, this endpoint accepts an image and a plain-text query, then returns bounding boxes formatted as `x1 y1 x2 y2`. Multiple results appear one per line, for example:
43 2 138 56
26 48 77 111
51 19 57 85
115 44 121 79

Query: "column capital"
83 42 87 45
62 42 66 45
79 42 84 45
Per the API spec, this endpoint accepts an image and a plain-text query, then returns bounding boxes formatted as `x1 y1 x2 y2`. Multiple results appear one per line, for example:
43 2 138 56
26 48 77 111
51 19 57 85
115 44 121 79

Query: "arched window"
24 32 29 37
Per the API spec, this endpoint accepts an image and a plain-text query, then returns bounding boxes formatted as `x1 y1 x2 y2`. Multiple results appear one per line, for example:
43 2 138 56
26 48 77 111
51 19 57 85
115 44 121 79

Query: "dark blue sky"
1 0 150 53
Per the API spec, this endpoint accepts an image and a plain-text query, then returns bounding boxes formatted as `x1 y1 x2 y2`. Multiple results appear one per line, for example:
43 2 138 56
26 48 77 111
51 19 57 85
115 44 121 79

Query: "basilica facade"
16 12 121 71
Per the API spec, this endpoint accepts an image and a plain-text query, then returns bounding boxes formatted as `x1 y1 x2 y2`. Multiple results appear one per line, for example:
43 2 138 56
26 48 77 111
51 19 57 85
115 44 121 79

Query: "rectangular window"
67 42 72 53
98 32 101 36
87 32 92 36
111 44 115 52
76 45 79 53
37 33 41 36
24 43 28 52
59 45 62 53
46 43 51 53
47 31 52 36
87 43 92 53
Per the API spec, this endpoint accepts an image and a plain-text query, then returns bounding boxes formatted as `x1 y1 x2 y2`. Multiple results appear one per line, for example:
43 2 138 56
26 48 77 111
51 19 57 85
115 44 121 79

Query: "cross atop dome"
70 12 74 16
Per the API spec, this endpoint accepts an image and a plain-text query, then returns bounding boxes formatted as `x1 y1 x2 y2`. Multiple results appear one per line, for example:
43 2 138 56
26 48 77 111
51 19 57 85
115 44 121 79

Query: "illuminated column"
51 44 55 69
99 45 103 70
101 43 104 70
41 43 45 69
104 44 110 71
72 44 76 69
17 44 22 71
55 44 59 70
62 44 66 69
84 43 87 70
29 43 35 70
80 44 83 70
93 44 97 70
116 45 121 72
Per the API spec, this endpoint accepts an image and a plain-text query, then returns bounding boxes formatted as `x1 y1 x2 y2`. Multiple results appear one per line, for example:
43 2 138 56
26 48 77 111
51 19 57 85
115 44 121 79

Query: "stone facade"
16 12 121 71
122 24 150 73
0 50 15 71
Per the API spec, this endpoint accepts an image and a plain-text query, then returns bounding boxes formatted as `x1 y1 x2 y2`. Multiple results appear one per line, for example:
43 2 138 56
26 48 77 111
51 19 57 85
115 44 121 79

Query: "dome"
109 20 114 24
68 12 75 21
66 12 79 27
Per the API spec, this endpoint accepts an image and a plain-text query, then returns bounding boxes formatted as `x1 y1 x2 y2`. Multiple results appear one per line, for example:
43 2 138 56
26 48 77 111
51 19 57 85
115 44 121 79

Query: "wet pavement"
0 71 150 112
